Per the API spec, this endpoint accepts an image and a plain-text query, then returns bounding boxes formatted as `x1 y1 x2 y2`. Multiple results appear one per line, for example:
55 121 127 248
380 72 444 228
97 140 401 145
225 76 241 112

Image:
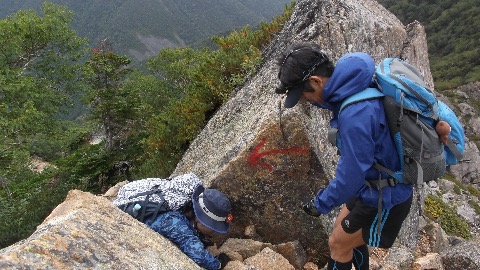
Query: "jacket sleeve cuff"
314 189 333 214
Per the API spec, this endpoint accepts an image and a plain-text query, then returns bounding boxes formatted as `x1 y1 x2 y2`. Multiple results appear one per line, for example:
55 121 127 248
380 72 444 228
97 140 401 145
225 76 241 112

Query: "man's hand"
302 198 321 217
217 253 230 269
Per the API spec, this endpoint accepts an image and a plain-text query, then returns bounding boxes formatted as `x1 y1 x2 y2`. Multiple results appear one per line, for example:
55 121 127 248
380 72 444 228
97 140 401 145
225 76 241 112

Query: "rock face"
442 82 480 186
441 238 480 270
172 0 431 257
0 190 203 270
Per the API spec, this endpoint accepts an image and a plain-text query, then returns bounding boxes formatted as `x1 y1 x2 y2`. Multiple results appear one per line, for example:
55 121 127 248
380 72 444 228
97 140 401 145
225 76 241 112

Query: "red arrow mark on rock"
247 138 308 171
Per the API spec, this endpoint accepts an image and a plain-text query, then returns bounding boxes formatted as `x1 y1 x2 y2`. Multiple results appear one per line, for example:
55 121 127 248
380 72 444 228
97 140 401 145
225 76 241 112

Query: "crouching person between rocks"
113 172 233 269
275 42 413 270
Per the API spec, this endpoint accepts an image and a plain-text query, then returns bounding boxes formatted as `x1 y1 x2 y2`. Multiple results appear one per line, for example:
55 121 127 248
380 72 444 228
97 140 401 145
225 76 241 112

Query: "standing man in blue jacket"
275 42 413 270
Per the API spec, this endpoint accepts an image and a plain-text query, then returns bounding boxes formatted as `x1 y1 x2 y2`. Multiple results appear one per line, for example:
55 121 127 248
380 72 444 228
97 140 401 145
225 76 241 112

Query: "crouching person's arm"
148 211 222 270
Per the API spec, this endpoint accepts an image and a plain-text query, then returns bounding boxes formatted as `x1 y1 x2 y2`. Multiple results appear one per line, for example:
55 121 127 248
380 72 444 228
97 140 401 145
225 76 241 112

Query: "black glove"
303 198 321 217
217 253 230 269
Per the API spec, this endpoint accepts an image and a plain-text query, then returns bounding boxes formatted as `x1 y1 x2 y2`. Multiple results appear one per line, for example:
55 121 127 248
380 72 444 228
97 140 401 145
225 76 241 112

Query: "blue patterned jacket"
146 211 220 270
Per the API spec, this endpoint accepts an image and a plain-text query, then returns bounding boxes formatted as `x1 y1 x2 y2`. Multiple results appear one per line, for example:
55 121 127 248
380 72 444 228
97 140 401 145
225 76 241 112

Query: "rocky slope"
441 82 480 186
0 186 478 269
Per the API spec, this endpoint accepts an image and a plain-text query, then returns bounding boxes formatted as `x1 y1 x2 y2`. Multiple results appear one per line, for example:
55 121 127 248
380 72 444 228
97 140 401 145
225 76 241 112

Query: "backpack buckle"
387 178 398 187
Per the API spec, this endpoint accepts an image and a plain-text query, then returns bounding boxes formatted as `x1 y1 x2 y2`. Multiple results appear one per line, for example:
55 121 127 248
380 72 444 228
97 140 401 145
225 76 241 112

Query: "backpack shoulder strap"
446 137 464 160
339 87 384 114
129 185 163 199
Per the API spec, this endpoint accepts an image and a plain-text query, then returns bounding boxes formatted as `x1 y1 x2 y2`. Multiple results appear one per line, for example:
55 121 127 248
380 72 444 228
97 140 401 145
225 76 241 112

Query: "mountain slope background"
0 0 293 61
2 0 477 88
376 0 479 91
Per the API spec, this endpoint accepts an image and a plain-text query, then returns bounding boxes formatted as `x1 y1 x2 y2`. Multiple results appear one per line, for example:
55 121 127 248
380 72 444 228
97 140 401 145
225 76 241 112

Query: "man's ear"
309 75 325 88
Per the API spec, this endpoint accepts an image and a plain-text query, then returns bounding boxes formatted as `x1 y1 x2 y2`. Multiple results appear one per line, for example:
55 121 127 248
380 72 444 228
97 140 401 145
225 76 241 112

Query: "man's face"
301 75 327 105
195 218 216 237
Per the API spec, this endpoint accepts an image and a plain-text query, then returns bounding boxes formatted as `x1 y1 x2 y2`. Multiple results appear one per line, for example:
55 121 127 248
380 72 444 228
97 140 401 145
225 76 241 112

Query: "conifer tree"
83 40 137 151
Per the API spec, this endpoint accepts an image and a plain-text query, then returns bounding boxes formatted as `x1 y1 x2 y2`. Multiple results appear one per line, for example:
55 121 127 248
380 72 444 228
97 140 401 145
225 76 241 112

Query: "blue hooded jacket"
313 52 413 213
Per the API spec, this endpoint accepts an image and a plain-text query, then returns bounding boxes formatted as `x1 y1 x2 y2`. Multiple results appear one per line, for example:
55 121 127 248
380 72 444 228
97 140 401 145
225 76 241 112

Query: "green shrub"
0 168 73 248
424 195 471 239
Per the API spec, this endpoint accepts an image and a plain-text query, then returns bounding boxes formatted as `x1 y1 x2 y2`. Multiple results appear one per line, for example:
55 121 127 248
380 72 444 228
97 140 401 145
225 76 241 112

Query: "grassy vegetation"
424 194 471 239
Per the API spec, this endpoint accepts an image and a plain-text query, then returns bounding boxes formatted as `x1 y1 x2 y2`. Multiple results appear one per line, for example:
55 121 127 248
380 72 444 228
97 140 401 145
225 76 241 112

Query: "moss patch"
424 195 471 239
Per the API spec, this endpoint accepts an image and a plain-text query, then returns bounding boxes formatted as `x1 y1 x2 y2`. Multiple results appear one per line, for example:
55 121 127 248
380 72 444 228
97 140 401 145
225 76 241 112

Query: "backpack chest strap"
364 178 398 189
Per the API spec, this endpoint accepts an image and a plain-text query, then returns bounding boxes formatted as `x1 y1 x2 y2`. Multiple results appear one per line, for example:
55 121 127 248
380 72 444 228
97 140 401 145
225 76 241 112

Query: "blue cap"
192 185 232 234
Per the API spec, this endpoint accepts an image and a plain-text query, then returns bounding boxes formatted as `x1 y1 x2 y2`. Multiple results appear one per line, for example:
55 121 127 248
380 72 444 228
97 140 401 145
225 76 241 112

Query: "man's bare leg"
330 206 365 261
326 205 367 270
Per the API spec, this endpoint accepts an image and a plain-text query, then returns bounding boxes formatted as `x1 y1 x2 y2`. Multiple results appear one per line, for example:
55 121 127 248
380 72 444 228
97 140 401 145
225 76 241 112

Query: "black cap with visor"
276 48 328 108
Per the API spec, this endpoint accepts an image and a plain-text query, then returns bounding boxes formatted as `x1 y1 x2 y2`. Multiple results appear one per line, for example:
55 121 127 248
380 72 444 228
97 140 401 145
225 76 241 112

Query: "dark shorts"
341 195 413 248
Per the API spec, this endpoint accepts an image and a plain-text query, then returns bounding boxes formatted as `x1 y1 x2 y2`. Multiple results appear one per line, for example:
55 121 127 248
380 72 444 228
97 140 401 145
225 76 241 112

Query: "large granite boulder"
0 190 202 270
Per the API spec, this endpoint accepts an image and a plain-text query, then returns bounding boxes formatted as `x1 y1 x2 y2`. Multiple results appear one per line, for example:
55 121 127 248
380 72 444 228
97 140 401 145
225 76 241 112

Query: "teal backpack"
338 58 465 187
335 58 465 235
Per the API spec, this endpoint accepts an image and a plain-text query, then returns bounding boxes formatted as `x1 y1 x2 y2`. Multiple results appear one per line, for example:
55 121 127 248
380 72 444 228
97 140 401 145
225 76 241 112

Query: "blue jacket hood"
321 52 375 109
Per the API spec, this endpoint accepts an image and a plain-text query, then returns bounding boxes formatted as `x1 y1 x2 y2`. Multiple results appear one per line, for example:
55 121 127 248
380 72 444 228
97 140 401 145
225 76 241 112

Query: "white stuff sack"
113 172 202 210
